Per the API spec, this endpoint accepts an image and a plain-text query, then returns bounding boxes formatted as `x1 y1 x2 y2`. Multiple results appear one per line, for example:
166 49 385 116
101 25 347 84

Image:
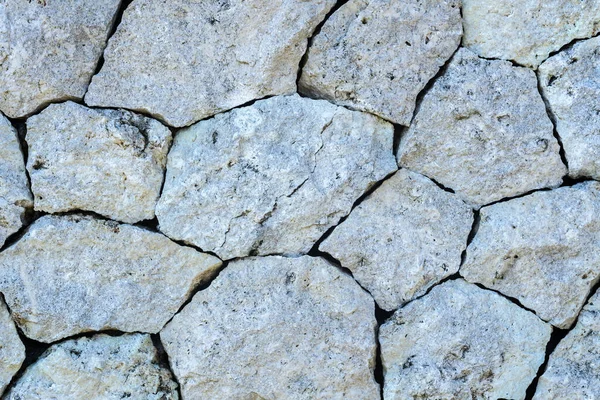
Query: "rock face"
156 95 396 259
27 102 172 224
380 279 551 400
0 0 121 118
320 169 472 311
398 48 566 207
462 182 600 329
0 299 24 394
0 214 222 343
85 0 336 127
299 0 462 126
4 333 178 400
161 256 379 399
539 36 600 180
462 0 600 68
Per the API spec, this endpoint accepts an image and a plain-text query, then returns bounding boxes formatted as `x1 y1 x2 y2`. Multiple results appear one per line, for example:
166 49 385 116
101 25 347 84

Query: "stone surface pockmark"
27 102 172 224
0 0 121 118
85 0 336 127
4 334 178 400
0 299 24 395
321 169 472 311
539 36 600 180
462 182 600 329
156 94 397 260
462 0 600 68
398 48 566 207
299 0 462 126
380 279 551 400
0 214 222 343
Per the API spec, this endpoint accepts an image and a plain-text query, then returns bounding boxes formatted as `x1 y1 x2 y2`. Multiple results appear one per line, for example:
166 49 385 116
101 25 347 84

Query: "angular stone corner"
0 298 24 395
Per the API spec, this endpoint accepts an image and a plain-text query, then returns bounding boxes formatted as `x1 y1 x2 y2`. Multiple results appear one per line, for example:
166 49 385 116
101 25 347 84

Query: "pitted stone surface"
27 101 171 224
0 299 24 394
0 214 222 343
320 169 472 311
299 0 462 125
380 279 551 400
398 48 566 207
161 256 379 399
156 94 397 259
462 182 600 329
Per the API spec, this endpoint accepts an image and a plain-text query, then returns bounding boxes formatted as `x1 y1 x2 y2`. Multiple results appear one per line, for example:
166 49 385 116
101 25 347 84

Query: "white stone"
161 255 378 399
0 214 222 343
26 101 171 224
0 299 24 395
156 94 396 259
299 0 462 125
380 279 551 400
320 169 472 311
398 48 566 207
462 182 600 329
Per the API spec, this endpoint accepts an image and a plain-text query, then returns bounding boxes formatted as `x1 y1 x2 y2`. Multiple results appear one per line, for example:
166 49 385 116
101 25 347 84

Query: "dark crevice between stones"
459 209 480 267
539 31 600 69
0 210 44 253
134 217 159 231
474 54 529 69
561 175 598 187
524 327 569 399
480 187 554 209
151 334 183 399
471 281 539 316
167 237 223 262
392 125 404 158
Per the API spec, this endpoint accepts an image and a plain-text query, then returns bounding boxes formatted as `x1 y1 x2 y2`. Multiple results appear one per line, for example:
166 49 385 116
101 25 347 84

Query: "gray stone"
0 299 24 395
0 0 121 118
380 279 551 400
299 0 462 125
320 169 472 311
85 0 336 127
398 48 566 207
156 94 396 259
462 182 600 329
0 214 222 343
27 102 171 224
161 255 379 399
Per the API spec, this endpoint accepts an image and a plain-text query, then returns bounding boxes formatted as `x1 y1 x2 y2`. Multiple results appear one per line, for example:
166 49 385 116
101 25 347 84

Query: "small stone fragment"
398 48 566 207
320 169 472 311
161 256 378 399
299 0 462 125
380 279 551 400
27 102 172 224
85 0 336 127
4 333 178 400
156 94 396 259
539 36 600 180
0 214 222 343
0 299 24 394
462 182 600 329
0 0 121 118
462 0 600 68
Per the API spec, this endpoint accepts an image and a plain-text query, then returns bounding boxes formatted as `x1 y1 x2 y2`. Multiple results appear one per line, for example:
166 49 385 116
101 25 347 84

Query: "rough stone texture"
320 169 472 311
0 214 222 343
0 299 24 395
462 0 600 68
27 101 172 224
161 256 378 399
4 333 178 400
156 94 396 259
462 182 600 329
0 114 32 248
539 36 600 180
380 279 551 400
398 48 566 207
534 291 600 399
85 0 336 127
0 0 121 118
299 0 462 126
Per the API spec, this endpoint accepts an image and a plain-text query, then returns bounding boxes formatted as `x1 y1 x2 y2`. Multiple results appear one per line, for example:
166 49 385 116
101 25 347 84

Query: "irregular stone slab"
539 36 600 180
161 256 378 399
85 0 336 127
462 0 600 68
380 279 551 400
398 48 566 207
0 299 24 394
462 182 600 329
4 333 178 400
27 102 171 224
0 0 121 118
299 0 462 126
0 214 222 343
320 169 472 311
156 95 396 259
